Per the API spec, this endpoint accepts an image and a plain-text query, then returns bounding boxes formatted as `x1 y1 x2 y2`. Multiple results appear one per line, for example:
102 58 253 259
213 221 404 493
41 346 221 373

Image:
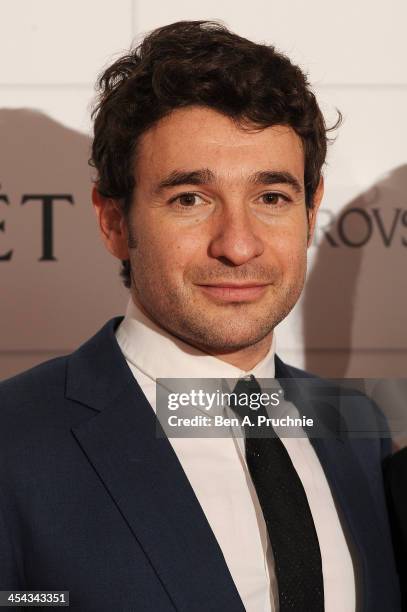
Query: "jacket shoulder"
0 355 68 402
0 355 71 431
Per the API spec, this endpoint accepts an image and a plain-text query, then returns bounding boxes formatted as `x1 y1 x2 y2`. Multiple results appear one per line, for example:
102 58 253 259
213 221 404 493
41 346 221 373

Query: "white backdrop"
1 0 406 380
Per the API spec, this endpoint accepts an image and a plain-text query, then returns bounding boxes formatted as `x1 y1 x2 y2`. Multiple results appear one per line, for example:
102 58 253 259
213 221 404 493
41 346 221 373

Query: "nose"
208 204 264 266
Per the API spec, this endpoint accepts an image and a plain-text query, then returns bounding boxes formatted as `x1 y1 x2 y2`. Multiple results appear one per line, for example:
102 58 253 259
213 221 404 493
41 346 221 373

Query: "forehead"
135 106 304 185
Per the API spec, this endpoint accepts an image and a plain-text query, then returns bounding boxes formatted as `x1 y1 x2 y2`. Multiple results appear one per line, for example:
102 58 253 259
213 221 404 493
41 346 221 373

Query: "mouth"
196 283 270 302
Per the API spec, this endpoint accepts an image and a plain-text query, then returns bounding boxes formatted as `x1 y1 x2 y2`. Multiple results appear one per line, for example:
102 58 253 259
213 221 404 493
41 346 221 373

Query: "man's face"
101 106 322 354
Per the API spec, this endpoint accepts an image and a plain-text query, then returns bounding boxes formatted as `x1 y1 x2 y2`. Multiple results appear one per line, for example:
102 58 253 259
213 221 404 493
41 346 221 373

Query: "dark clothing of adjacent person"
385 446 407 611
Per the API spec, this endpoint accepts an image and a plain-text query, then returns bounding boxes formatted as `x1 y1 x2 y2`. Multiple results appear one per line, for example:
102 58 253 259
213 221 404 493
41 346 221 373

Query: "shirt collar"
116 297 276 382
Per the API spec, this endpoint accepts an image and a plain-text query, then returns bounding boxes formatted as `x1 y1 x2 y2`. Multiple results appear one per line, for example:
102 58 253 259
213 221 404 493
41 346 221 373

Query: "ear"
307 176 324 247
92 186 129 260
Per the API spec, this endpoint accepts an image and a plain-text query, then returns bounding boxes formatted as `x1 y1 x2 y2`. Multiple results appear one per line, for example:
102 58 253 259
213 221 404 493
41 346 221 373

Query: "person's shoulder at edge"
0 353 68 404
0 316 121 430
0 354 69 436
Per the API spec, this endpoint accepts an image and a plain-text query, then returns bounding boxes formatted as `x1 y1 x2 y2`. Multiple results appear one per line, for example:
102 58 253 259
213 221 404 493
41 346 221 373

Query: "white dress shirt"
115 297 356 611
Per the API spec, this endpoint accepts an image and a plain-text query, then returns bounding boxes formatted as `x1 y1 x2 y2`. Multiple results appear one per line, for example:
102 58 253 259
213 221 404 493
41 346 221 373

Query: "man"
0 20 400 612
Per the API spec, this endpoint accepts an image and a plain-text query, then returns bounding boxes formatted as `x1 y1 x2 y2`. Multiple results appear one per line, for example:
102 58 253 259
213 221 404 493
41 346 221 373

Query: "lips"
201 283 269 288
197 283 269 301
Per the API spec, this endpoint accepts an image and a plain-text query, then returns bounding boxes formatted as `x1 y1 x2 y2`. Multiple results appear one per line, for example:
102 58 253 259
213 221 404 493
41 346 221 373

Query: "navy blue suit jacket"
0 317 401 611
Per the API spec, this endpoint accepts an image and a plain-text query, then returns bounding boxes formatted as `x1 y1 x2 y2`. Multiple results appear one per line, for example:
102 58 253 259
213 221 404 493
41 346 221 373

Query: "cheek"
133 225 199 281
266 224 308 273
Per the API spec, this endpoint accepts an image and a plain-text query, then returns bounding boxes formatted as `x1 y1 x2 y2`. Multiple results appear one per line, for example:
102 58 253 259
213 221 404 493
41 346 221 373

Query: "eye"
260 192 291 206
169 192 206 208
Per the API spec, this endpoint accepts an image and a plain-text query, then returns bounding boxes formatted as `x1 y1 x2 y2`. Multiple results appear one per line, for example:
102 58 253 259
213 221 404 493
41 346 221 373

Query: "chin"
190 324 272 353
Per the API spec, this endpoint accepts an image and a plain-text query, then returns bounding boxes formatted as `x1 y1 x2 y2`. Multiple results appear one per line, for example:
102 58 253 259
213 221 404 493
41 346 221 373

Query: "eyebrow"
249 170 303 194
154 168 303 194
156 169 215 191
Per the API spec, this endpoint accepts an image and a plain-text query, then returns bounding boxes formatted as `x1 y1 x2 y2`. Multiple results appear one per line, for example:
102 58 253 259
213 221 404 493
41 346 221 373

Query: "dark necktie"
229 375 324 611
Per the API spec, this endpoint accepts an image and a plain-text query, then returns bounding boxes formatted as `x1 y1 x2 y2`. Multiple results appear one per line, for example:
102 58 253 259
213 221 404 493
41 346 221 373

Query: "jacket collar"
66 316 130 413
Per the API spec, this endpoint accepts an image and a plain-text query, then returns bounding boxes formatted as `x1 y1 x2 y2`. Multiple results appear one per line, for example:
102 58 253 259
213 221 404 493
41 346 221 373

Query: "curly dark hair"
90 20 341 288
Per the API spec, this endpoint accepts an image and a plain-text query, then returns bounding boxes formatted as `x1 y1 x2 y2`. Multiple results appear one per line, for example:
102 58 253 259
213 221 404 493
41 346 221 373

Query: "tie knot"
228 374 262 419
233 374 261 396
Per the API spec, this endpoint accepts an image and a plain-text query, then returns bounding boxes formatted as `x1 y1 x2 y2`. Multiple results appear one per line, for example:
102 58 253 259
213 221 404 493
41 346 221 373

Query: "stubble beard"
130 263 305 354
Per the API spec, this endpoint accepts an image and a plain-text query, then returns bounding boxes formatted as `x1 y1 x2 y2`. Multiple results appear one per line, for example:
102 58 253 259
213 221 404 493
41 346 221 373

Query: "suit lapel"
67 317 245 612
